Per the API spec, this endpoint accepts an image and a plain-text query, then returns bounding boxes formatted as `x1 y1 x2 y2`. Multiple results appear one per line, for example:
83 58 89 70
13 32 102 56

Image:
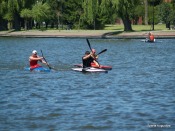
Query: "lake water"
0 37 174 131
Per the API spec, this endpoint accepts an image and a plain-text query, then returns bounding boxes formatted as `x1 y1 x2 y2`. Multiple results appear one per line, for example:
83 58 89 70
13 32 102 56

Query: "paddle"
40 50 53 70
86 38 100 67
97 49 107 55
86 39 107 55
86 38 92 51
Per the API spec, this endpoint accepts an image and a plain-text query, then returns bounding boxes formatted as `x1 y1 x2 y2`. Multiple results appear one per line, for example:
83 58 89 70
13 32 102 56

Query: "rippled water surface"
0 37 174 130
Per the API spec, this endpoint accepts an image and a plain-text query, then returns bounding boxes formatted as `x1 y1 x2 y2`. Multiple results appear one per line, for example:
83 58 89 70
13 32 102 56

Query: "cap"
32 50 37 54
92 49 96 53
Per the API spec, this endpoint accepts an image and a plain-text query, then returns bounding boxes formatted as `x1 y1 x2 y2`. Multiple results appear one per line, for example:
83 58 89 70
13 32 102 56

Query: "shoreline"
0 30 175 39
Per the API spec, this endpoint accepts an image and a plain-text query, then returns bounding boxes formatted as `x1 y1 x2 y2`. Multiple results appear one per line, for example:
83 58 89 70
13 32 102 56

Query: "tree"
62 0 83 29
0 0 8 30
171 0 175 27
82 0 116 29
130 1 144 25
99 0 117 24
144 0 148 25
0 0 29 30
82 0 99 29
157 2 174 29
20 9 32 30
32 2 51 29
116 0 140 31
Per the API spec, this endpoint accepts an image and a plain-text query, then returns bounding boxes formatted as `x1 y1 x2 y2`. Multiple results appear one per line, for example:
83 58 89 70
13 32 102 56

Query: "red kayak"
74 64 112 70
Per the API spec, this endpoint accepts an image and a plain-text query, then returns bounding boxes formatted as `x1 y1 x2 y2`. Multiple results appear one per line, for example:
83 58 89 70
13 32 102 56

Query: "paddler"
82 51 100 68
147 32 155 42
29 50 48 69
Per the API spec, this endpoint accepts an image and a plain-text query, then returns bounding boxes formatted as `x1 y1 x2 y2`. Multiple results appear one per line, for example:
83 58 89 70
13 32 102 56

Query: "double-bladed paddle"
86 39 92 51
40 50 53 70
97 49 107 55
86 38 101 67
86 39 107 55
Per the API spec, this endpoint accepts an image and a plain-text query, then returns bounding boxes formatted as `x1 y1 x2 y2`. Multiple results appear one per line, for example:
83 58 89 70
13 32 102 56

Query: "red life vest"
30 56 41 69
149 35 155 41
91 62 99 67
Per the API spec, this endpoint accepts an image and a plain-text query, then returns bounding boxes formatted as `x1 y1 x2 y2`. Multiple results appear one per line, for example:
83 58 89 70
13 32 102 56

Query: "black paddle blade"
40 50 43 56
86 38 92 51
97 49 107 55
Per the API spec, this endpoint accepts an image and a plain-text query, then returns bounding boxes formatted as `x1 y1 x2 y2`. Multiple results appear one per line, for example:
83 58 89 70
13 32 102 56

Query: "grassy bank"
104 24 168 31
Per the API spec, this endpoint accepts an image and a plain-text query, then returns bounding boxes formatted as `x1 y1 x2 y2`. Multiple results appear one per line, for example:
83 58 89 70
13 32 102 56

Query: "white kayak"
72 67 108 73
141 39 156 43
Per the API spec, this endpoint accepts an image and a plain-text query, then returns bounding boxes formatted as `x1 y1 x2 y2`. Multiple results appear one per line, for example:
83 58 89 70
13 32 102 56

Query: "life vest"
30 56 41 69
149 35 155 41
91 62 99 67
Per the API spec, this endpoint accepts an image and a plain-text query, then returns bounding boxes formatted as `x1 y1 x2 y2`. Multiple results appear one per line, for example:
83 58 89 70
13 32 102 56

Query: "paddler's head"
32 50 37 55
85 51 90 55
92 49 96 53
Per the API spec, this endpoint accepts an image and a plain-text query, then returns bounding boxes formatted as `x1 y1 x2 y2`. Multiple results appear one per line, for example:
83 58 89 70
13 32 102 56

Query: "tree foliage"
20 9 32 30
157 2 175 29
0 0 175 31
115 0 141 31
32 2 51 24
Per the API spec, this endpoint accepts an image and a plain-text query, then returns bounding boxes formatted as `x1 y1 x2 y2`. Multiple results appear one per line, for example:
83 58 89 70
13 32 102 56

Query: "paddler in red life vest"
148 32 155 42
29 50 48 69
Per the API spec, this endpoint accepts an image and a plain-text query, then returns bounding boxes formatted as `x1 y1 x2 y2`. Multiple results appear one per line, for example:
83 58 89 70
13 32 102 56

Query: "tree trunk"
8 21 13 30
24 20 27 30
166 22 170 30
144 0 148 25
0 17 7 31
51 22 54 28
122 17 132 31
13 12 21 31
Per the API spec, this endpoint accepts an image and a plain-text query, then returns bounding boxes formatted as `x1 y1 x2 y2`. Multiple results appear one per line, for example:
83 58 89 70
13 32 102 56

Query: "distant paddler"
147 32 155 42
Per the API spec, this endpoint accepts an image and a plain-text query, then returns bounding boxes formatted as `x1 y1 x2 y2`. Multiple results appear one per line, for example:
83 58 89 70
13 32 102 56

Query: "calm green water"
0 37 174 130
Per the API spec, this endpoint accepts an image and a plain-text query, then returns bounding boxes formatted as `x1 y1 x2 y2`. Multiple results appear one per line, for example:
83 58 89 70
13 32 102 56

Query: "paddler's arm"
41 58 50 66
29 56 43 61
83 53 92 60
93 60 100 67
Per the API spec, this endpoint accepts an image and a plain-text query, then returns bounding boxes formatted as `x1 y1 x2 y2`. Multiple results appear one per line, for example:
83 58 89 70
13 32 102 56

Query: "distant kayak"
24 67 50 72
72 67 108 73
141 39 156 43
74 64 112 70
141 39 163 43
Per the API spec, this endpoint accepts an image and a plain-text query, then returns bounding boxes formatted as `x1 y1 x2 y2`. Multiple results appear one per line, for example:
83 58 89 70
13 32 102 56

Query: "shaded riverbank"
0 30 175 39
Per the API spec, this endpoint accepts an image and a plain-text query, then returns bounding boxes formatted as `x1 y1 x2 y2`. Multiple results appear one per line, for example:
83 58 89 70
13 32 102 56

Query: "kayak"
24 67 50 72
74 64 112 70
72 67 108 73
141 39 155 43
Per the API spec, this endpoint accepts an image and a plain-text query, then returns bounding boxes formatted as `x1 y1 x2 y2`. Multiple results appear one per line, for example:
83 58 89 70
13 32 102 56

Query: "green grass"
104 24 168 31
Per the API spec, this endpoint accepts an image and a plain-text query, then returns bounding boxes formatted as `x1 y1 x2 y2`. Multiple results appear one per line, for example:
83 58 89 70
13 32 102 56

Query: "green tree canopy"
157 2 175 29
20 8 32 30
116 0 141 31
32 2 51 25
